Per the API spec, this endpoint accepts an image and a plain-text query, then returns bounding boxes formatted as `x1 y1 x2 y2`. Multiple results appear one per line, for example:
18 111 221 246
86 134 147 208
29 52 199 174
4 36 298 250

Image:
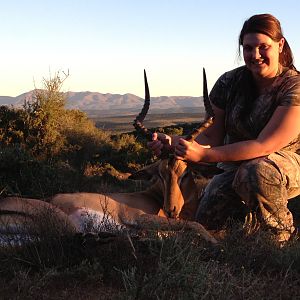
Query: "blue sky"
1 0 299 97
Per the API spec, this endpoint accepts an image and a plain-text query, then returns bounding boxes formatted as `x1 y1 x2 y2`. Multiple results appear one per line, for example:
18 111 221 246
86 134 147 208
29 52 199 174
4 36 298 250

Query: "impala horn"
133 68 215 154
133 69 153 141
185 68 215 142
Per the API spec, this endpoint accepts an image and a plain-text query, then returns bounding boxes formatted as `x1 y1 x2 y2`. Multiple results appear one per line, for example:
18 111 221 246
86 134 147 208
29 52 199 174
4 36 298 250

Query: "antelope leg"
135 214 218 244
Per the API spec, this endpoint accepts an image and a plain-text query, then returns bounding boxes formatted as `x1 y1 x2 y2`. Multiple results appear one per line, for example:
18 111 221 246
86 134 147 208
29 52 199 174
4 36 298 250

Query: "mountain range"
0 91 204 116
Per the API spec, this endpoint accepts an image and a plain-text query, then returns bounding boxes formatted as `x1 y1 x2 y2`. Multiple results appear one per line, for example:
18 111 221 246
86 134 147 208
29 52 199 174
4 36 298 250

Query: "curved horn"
185 68 215 142
133 70 153 140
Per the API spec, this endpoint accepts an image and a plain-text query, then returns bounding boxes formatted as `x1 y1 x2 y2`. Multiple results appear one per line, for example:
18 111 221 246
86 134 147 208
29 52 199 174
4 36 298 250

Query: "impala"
0 69 218 245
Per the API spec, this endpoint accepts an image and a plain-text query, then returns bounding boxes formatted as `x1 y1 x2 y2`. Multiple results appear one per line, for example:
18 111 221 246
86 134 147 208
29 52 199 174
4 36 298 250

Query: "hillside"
0 91 204 115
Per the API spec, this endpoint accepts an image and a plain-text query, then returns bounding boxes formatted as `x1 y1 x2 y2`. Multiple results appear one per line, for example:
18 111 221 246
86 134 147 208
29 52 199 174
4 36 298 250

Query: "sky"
1 0 300 98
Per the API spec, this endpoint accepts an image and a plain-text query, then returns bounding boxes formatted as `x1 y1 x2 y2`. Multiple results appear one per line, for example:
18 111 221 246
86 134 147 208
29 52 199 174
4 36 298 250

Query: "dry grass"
1 215 300 299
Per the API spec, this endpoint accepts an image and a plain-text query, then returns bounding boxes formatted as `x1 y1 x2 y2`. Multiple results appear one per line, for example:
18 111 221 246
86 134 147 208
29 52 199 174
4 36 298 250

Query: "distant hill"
0 91 204 116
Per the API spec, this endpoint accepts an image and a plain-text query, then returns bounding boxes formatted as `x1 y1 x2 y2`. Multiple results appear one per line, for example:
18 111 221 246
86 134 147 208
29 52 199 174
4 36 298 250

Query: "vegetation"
0 73 300 299
1 227 300 299
0 72 160 197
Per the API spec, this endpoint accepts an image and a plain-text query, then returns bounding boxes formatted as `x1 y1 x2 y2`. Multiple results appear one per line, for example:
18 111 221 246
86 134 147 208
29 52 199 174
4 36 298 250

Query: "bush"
22 73 68 158
0 145 78 197
0 106 27 145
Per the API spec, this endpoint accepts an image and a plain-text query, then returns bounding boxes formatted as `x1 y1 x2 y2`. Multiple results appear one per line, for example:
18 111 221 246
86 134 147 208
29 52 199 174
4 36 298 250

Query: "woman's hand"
147 133 173 157
175 138 211 162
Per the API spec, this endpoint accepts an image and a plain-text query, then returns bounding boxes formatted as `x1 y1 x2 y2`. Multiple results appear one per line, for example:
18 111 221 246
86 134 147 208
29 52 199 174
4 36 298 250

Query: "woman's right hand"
147 132 173 157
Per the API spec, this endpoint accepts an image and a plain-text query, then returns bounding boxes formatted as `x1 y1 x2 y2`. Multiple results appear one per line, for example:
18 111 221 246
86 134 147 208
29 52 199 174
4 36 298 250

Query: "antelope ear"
128 160 161 181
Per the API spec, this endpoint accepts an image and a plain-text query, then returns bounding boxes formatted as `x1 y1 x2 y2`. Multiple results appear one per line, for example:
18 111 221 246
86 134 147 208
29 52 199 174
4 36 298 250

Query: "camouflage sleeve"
278 74 300 106
209 72 228 110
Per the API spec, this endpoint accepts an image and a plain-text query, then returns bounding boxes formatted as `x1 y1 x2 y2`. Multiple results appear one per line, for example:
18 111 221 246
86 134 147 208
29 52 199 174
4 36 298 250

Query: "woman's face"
242 33 284 80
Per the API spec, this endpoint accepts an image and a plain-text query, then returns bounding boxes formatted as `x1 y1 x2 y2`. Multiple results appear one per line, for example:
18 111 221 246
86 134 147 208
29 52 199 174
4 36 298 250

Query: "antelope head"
132 69 215 219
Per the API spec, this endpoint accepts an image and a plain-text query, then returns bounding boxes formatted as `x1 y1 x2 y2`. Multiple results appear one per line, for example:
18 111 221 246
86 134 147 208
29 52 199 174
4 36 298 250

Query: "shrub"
22 73 68 158
0 106 27 145
0 145 79 197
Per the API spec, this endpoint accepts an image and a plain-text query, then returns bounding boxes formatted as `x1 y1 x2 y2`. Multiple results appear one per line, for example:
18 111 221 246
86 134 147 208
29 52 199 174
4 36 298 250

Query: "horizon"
1 1 299 98
0 89 204 98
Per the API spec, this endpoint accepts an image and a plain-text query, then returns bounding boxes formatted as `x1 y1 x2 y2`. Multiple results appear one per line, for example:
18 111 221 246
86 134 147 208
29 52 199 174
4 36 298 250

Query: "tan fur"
0 197 77 234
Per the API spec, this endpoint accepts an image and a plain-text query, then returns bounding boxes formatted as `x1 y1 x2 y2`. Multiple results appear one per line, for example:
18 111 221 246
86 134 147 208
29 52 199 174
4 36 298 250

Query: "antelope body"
50 160 208 226
0 169 214 244
0 69 218 245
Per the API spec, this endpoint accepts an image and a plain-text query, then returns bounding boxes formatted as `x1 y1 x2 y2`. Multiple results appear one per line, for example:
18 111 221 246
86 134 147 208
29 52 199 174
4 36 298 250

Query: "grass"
1 161 300 299
1 215 300 299
117 229 300 299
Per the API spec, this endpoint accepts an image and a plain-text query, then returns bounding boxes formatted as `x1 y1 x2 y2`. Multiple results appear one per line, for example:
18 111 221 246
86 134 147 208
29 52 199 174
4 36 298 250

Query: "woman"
148 14 300 244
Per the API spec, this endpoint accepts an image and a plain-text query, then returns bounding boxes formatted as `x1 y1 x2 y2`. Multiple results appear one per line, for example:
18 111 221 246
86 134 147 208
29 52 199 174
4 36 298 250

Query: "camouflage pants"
196 150 300 241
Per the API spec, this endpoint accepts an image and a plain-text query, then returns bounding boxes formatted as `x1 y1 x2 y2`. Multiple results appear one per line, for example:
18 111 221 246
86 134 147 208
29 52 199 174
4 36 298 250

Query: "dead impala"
132 69 215 219
0 69 218 245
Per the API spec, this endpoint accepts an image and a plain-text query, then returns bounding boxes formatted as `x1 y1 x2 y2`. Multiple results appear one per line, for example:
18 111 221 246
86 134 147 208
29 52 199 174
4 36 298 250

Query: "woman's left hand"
175 138 211 162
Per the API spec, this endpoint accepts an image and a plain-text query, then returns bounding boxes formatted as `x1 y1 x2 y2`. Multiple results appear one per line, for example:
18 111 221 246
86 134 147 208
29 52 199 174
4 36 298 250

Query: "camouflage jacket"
210 65 300 153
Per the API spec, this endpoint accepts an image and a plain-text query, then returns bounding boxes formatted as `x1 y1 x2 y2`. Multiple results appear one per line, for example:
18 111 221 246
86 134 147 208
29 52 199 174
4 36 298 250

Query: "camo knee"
196 171 246 229
232 157 284 209
233 157 294 239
